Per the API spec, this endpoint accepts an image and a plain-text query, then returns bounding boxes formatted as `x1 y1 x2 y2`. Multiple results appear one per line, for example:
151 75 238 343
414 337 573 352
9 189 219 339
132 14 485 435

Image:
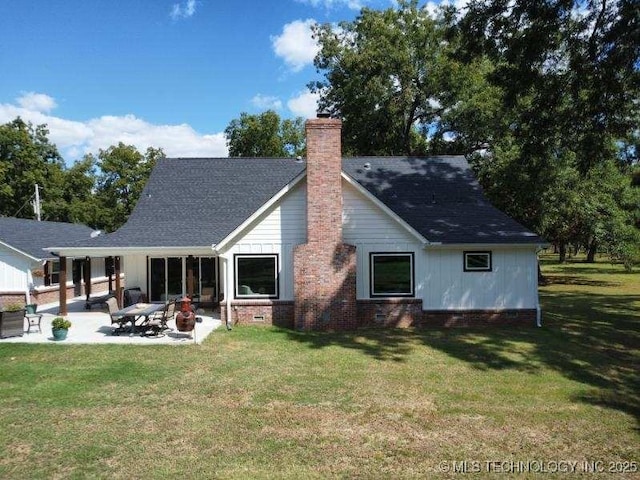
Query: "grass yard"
0 256 638 478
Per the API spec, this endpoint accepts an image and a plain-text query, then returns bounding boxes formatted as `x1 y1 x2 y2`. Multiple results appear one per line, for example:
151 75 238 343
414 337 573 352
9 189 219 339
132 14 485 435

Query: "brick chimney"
293 116 357 330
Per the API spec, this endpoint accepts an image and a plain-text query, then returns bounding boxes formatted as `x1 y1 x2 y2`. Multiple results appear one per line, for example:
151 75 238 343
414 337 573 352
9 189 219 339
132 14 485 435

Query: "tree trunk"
537 262 546 285
559 243 567 263
586 240 597 263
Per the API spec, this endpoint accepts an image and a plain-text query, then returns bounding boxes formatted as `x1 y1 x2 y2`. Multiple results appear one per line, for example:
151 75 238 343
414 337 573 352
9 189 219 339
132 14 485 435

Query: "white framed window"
44 260 60 286
234 254 279 299
464 251 492 272
370 252 414 297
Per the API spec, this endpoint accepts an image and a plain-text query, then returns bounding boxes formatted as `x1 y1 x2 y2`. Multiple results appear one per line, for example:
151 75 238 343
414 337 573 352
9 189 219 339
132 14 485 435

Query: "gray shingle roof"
0 217 95 259
343 156 543 244
80 157 306 248
59 155 542 250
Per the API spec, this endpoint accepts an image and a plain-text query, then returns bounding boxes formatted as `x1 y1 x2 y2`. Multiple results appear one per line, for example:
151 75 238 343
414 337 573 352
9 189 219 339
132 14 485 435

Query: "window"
464 251 492 272
44 260 60 286
235 254 279 298
370 253 414 297
148 256 219 302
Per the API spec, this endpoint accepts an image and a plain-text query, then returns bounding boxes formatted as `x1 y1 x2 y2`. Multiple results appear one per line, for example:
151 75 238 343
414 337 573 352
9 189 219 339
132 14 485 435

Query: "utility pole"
33 184 41 221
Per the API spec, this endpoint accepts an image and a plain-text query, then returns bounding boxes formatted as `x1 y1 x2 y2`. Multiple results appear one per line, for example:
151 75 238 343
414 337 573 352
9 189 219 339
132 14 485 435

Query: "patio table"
113 303 164 334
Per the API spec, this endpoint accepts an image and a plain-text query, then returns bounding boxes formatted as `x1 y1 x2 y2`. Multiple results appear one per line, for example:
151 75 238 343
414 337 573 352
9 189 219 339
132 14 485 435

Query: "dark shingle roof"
59 155 542 250
0 217 95 259
80 157 306 248
342 156 543 244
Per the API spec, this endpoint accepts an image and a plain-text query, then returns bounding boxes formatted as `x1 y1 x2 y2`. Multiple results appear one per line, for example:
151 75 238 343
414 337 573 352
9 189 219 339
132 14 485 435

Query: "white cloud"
425 0 469 17
17 92 57 113
287 90 320 119
295 0 370 10
251 94 283 111
0 93 228 162
170 0 197 20
271 19 319 72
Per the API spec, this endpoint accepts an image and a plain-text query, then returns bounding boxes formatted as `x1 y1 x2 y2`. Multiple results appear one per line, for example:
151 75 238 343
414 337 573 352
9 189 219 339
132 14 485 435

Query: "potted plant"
51 317 72 341
0 303 25 338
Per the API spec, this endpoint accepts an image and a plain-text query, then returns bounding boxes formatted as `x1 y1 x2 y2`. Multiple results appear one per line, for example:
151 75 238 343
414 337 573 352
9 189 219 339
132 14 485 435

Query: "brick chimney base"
294 242 357 330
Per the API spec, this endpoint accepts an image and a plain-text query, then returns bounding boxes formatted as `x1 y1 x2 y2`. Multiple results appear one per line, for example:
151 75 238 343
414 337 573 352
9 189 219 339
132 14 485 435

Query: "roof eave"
425 241 548 249
0 239 42 262
44 245 217 257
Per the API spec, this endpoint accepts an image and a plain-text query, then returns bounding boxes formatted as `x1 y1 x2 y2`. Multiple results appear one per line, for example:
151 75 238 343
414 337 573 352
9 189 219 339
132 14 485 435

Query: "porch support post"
84 256 92 302
187 255 194 299
108 256 114 292
114 256 122 307
59 256 67 315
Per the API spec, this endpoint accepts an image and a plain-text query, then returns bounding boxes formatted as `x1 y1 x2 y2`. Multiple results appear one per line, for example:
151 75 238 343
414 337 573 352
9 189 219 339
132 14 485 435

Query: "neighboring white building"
48 117 545 329
0 218 111 307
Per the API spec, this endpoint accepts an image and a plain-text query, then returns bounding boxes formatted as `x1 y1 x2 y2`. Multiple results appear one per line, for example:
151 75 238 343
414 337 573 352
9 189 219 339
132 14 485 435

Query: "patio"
1 295 223 345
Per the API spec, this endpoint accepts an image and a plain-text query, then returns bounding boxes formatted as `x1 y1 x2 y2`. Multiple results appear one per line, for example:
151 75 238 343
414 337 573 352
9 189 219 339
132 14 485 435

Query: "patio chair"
145 301 176 336
106 297 130 335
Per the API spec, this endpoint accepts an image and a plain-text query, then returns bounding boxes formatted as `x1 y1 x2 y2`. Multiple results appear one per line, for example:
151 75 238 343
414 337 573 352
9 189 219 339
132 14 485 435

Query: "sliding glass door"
148 256 217 303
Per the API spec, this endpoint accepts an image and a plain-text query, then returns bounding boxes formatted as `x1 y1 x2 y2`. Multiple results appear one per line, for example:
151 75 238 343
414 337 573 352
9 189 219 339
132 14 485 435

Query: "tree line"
0 118 162 233
1 0 638 266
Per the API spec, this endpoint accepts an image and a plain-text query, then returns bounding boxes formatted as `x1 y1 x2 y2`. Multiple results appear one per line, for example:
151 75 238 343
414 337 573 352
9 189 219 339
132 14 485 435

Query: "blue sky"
0 0 448 162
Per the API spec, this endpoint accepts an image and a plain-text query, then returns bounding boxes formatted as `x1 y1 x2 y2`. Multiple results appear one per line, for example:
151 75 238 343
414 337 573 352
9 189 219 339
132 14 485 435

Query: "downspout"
213 245 232 331
535 248 543 327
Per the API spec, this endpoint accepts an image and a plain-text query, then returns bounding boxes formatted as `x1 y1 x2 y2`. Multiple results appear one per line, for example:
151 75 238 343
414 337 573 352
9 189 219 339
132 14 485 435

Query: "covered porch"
54 249 226 316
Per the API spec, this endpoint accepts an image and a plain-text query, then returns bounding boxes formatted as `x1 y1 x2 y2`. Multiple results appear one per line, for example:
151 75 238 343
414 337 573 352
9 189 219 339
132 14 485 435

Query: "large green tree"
0 118 68 221
458 0 640 265
224 110 305 157
311 0 458 156
94 143 164 232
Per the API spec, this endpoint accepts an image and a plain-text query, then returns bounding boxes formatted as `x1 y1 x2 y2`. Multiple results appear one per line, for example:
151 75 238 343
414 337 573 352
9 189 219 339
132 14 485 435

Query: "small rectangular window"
235 254 279 299
370 253 414 297
464 251 492 272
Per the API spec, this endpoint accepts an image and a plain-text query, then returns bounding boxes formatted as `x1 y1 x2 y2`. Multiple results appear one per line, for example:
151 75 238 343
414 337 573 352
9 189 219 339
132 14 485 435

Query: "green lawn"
0 256 638 478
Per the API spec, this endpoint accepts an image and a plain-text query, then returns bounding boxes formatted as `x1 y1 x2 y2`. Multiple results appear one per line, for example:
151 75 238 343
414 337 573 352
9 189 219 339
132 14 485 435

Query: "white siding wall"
422 248 538 310
0 245 31 292
342 181 424 299
226 181 307 301
225 178 538 309
122 255 148 291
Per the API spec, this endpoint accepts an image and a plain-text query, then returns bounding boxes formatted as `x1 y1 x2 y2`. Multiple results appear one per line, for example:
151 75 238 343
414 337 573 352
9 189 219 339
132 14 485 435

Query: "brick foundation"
357 298 424 327
357 300 537 327
225 298 537 329
0 278 111 308
221 300 294 328
423 309 538 327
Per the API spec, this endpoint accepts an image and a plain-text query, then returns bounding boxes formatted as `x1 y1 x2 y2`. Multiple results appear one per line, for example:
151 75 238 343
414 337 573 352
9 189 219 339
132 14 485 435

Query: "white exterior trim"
426 242 548 250
0 239 41 262
46 246 216 257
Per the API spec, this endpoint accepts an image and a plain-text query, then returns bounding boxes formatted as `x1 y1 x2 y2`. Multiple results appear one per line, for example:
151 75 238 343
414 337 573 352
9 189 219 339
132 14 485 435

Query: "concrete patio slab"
1 296 223 345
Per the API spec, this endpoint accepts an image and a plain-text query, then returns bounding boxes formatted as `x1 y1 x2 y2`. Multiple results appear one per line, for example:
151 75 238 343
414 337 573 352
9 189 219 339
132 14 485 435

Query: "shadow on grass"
284 291 640 424
543 275 619 287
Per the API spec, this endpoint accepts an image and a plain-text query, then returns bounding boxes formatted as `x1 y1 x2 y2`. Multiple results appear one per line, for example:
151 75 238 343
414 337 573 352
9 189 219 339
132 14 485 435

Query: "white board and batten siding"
342 181 424 299
226 181 307 300
0 244 31 292
342 180 538 309
227 178 538 309
424 248 538 310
